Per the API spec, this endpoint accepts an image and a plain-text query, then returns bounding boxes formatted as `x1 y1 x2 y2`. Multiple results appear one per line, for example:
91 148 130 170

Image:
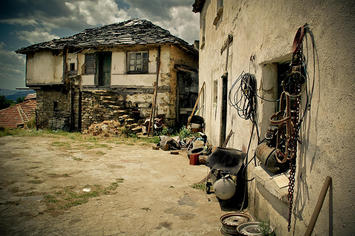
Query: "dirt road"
0 134 223 235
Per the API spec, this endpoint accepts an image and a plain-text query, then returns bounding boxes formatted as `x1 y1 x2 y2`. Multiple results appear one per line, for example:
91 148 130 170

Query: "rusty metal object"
255 142 288 174
261 24 309 232
220 212 252 235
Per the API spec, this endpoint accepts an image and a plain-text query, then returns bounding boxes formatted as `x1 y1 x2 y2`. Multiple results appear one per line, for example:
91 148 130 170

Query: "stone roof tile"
16 19 197 55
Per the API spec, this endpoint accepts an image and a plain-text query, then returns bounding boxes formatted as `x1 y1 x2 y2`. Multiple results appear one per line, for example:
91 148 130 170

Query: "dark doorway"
96 52 112 87
220 74 228 146
176 70 198 126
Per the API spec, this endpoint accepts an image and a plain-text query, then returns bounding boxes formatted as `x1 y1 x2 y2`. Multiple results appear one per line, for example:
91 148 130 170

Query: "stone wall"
81 89 149 131
36 87 71 130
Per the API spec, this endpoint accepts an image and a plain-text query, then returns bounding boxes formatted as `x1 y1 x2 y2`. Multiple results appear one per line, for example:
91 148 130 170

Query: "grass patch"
47 173 70 178
44 194 58 203
28 179 44 184
0 128 160 148
43 179 124 215
191 183 206 191
0 127 27 137
72 157 82 161
95 151 106 156
51 141 71 148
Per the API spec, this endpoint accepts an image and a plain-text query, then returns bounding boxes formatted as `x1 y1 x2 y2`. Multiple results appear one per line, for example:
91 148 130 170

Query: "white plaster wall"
67 53 77 70
111 51 126 74
198 0 355 235
26 50 63 85
81 75 95 86
110 48 159 86
111 74 156 86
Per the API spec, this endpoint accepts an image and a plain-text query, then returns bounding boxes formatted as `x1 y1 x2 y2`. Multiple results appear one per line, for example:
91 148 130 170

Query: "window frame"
127 51 149 74
84 53 96 75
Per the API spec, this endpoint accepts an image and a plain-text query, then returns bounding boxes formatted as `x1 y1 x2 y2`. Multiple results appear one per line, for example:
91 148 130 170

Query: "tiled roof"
24 93 36 100
0 99 36 128
16 19 197 55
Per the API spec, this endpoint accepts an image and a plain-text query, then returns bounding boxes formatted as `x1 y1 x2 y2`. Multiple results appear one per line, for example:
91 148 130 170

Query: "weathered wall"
78 47 161 87
26 51 63 85
36 87 71 130
30 43 197 130
198 0 355 235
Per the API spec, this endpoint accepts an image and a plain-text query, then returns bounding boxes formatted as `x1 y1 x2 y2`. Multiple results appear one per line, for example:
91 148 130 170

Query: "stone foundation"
36 87 71 130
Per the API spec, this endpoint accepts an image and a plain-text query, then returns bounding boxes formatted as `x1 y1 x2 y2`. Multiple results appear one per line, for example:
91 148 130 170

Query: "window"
69 63 75 71
53 101 58 112
84 54 96 74
127 51 148 73
213 80 218 106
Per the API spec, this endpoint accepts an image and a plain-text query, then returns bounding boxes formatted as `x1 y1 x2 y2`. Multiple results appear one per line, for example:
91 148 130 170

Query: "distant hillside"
0 89 35 101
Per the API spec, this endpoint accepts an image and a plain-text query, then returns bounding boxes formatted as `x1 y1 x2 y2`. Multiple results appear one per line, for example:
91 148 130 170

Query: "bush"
25 117 36 129
178 126 192 140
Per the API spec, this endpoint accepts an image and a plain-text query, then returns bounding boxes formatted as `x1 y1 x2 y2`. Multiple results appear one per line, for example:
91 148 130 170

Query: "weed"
191 183 206 191
179 126 192 139
0 128 26 137
44 194 58 203
259 221 275 236
28 179 44 184
47 173 70 178
72 157 82 161
95 151 105 156
42 180 123 214
25 117 36 129
51 141 71 148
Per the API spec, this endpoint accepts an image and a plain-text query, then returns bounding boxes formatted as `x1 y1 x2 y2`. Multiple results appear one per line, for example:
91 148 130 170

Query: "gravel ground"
0 134 225 235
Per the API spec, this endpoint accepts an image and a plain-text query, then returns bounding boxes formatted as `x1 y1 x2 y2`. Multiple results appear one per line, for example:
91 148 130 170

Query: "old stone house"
16 19 198 131
193 0 354 235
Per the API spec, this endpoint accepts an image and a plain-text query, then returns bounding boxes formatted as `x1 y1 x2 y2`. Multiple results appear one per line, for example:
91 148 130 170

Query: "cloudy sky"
0 0 199 90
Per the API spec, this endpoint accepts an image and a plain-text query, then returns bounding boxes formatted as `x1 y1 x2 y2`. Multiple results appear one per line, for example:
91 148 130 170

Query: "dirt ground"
0 133 225 235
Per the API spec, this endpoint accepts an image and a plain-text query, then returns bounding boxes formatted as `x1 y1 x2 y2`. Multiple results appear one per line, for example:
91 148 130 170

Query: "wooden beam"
187 81 206 127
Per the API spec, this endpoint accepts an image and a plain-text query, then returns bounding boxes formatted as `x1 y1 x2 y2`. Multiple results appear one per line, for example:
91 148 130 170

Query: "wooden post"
222 130 234 148
187 81 206 127
304 176 332 236
148 46 161 136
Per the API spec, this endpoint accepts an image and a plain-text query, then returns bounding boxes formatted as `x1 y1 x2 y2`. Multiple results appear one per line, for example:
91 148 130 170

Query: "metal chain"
287 47 303 232
288 159 296 231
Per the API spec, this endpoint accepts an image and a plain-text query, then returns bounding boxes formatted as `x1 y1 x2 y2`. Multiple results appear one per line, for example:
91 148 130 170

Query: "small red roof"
25 93 36 100
0 99 37 128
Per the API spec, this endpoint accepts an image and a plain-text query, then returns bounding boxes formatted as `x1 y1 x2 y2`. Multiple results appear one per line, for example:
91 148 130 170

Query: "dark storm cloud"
0 0 71 20
122 0 193 20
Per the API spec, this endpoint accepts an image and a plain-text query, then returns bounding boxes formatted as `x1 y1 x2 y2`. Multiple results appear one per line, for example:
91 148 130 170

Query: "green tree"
0 96 12 109
16 96 25 104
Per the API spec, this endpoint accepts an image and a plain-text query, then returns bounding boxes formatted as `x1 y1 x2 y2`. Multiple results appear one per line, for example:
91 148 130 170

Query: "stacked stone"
81 90 140 130
84 115 143 137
